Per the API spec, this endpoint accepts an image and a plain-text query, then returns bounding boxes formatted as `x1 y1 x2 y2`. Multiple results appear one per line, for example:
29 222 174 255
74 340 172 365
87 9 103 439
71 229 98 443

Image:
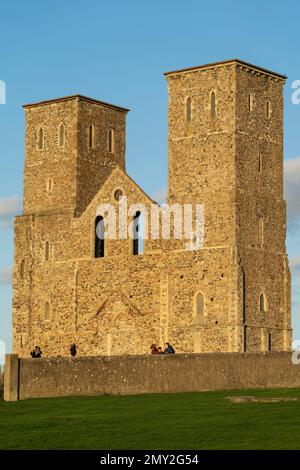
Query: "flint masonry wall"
4 352 300 401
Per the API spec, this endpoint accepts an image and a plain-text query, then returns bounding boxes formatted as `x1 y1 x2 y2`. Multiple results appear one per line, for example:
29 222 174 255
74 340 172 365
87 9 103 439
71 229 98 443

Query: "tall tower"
165 59 291 351
23 95 129 216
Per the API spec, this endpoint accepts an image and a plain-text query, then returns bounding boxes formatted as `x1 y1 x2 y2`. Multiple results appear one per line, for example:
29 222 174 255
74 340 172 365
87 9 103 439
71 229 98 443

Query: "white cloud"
0 266 12 285
0 195 22 229
284 157 300 233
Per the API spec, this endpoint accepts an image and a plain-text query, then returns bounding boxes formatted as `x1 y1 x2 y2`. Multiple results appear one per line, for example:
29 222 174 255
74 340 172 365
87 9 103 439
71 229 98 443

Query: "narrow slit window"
259 217 264 246
186 97 192 123
268 332 272 351
211 91 216 117
45 241 50 261
258 154 263 173
108 129 115 153
133 211 144 255
243 325 247 352
194 292 205 323
44 302 50 321
95 216 104 258
266 101 272 119
260 293 267 313
248 93 254 112
59 123 65 147
46 178 53 194
88 125 94 149
37 127 44 149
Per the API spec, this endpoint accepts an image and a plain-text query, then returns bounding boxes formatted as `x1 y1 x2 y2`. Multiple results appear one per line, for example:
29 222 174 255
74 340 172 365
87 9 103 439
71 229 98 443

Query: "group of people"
30 343 77 358
150 342 175 355
31 342 175 358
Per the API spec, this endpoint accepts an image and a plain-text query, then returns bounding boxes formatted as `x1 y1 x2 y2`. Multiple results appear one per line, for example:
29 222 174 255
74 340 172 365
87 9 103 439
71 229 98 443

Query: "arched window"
108 129 115 153
248 93 254 112
37 127 44 149
133 211 144 255
44 301 50 321
88 124 94 149
186 97 192 123
266 101 271 119
95 216 104 258
259 293 267 313
59 123 65 147
211 91 216 117
45 241 50 261
259 217 264 246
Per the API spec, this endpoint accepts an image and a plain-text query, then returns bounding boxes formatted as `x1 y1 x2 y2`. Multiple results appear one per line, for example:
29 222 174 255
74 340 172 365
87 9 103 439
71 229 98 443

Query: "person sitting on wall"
150 344 160 354
157 347 163 354
70 343 77 357
164 342 175 354
30 346 42 358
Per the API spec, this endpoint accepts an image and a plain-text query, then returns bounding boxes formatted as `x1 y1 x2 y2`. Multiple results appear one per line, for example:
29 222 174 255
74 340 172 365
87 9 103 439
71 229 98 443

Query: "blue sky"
0 0 300 353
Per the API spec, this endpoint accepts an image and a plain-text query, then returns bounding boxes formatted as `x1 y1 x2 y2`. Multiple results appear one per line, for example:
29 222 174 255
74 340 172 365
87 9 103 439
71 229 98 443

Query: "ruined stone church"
13 59 292 357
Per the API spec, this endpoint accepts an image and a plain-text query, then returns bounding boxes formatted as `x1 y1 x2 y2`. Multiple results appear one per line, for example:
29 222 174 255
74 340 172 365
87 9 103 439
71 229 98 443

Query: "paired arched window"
88 124 95 148
108 129 115 153
95 216 105 258
45 241 50 261
259 292 267 313
37 127 44 150
186 97 192 123
132 211 144 255
210 91 216 117
59 123 65 147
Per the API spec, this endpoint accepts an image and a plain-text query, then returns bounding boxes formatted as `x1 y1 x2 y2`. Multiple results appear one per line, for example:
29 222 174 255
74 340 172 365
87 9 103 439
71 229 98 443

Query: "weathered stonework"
12 60 292 357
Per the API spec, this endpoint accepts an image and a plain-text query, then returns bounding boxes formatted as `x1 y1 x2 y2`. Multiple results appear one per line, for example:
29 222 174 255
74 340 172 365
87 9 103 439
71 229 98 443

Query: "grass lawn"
0 388 300 450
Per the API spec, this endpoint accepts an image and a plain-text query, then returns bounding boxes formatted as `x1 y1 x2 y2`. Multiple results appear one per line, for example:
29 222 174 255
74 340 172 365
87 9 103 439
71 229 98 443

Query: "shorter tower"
23 95 129 216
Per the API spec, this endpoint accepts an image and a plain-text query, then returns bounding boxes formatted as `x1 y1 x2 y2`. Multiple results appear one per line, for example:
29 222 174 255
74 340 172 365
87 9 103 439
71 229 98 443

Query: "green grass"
1 388 300 449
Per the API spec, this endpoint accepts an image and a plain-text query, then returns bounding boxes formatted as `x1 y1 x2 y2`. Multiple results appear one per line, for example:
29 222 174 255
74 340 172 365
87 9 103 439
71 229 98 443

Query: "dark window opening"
133 211 141 255
186 97 192 123
95 216 104 258
243 325 247 352
268 332 272 352
211 91 216 117
242 268 246 324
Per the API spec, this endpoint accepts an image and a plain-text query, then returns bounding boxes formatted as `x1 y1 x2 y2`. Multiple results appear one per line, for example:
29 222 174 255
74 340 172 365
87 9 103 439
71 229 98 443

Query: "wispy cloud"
284 157 300 234
290 256 300 275
0 195 22 229
0 266 12 285
151 187 167 204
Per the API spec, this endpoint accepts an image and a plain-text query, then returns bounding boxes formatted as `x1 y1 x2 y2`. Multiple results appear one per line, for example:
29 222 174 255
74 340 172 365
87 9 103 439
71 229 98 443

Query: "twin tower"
13 59 291 357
